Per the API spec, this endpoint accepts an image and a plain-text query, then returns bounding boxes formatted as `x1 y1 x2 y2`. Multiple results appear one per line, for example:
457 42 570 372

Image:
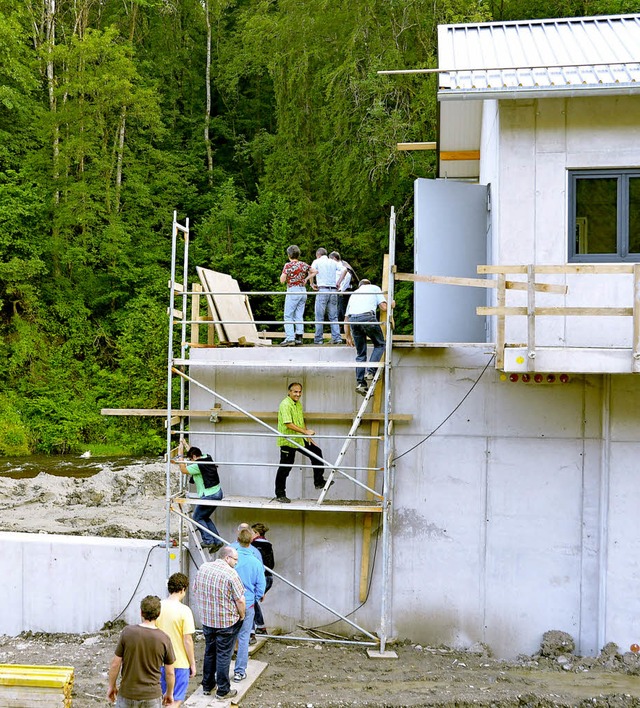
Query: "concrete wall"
5 345 640 657
495 94 640 348
1 533 180 635
179 346 640 658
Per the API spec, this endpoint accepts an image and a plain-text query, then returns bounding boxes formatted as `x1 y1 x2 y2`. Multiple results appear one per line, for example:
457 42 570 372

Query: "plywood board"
195 267 226 342
196 267 270 345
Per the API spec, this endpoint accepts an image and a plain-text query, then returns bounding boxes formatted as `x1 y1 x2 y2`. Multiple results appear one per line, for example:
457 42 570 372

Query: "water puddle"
0 455 159 480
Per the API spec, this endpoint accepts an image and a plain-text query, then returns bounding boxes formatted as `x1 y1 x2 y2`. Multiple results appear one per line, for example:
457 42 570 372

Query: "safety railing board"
173 359 384 368
174 496 383 513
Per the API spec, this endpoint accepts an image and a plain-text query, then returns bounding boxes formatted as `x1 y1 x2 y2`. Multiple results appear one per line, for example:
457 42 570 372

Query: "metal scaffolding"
164 209 399 653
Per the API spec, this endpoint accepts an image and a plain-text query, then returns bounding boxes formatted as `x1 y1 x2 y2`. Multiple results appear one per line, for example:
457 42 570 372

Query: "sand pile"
0 460 168 539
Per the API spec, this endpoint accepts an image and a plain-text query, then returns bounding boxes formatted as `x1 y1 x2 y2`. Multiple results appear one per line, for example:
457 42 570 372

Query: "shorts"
161 666 190 701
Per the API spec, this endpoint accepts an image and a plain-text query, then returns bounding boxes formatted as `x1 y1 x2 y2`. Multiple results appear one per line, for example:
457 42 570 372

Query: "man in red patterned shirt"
193 546 246 700
280 244 311 346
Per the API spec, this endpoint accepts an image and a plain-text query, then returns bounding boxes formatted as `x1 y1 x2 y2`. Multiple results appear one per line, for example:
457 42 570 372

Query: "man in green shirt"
176 445 223 550
275 382 330 502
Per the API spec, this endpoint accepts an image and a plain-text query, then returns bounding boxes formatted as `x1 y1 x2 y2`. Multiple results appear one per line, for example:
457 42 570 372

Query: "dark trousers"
254 575 273 629
275 441 324 496
337 291 351 330
349 312 385 385
202 618 243 695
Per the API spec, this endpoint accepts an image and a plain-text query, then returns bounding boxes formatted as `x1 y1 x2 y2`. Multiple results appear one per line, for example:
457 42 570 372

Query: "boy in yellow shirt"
156 573 196 707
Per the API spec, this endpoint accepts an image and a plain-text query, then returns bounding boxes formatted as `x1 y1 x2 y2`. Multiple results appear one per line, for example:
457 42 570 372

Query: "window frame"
568 168 640 263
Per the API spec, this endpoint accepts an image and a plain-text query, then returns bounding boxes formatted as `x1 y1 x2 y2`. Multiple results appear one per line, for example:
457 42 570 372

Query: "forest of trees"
0 0 634 455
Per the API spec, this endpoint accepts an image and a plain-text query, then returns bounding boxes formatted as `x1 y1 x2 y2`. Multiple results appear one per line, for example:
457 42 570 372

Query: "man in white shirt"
329 251 355 327
308 248 343 344
344 279 388 396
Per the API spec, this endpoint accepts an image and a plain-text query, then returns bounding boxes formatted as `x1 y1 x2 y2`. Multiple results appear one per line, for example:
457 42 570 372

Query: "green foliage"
0 0 621 453
0 393 31 455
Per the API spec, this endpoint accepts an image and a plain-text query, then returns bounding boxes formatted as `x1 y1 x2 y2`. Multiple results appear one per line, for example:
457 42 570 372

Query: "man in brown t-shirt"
107 595 176 707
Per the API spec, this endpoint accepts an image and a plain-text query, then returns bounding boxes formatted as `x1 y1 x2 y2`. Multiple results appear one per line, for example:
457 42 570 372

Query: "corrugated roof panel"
437 14 640 98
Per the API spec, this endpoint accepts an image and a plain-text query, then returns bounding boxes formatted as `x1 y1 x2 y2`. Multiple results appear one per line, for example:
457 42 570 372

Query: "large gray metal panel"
414 178 488 343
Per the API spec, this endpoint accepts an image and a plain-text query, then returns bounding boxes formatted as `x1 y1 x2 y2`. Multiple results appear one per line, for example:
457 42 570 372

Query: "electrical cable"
108 543 163 624
393 353 496 463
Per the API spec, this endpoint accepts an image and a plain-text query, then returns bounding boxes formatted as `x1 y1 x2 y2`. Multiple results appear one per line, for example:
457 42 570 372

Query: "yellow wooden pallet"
0 664 74 707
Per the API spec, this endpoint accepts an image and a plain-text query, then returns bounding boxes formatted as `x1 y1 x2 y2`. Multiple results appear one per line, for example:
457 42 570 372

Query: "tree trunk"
204 0 214 184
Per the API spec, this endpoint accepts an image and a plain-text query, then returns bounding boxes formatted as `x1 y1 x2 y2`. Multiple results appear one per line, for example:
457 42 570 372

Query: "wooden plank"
170 281 184 292
191 283 202 345
477 307 528 316
173 496 383 513
184 659 267 707
634 265 640 374
195 266 226 343
527 264 535 372
196 267 271 346
396 141 437 151
101 408 413 422
478 264 635 275
478 306 633 317
496 273 505 370
167 307 183 319
440 150 480 161
395 272 567 294
536 307 633 316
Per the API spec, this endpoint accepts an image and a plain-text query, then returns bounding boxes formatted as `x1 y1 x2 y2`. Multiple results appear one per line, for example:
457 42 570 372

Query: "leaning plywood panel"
196 267 271 345
195 266 226 343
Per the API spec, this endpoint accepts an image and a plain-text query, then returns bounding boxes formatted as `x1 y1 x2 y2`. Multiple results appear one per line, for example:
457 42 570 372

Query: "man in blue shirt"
232 528 266 682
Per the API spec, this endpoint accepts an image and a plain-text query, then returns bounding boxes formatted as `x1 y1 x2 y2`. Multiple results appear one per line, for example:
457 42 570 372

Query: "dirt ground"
3 460 640 707
3 629 640 707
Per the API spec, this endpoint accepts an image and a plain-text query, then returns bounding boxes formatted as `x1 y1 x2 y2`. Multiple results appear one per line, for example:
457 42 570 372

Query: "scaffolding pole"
379 206 397 653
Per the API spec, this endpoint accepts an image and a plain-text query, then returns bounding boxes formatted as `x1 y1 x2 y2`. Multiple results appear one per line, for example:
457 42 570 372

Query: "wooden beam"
478 306 633 317
634 265 640 373
395 271 567 294
478 264 636 275
440 150 480 161
101 408 413 422
396 141 437 151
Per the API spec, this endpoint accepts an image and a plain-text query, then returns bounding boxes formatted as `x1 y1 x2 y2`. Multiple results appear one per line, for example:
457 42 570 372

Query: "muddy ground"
3 629 640 707
2 460 640 707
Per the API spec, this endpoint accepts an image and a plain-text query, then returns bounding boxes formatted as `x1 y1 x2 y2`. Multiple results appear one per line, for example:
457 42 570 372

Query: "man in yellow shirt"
156 573 197 707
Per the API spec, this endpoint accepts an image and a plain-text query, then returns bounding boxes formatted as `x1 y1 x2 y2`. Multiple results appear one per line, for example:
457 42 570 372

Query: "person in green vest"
176 443 223 551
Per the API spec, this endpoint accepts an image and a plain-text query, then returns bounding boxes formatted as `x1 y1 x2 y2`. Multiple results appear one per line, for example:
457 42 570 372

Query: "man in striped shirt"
193 547 246 700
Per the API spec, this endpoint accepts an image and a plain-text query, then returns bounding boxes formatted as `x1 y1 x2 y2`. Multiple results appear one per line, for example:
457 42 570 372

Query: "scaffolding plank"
101 408 412 422
174 496 383 513
173 359 383 368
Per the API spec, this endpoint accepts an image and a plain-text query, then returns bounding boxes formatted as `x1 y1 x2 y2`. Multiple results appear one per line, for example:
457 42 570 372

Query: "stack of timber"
0 664 74 707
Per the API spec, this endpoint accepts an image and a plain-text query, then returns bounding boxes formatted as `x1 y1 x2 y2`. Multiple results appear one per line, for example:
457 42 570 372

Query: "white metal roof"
438 14 640 100
436 14 640 178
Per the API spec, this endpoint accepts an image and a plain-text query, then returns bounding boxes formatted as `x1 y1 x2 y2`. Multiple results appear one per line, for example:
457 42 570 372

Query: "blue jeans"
283 286 307 341
314 288 341 343
202 619 243 695
234 603 255 676
192 488 223 544
349 312 385 385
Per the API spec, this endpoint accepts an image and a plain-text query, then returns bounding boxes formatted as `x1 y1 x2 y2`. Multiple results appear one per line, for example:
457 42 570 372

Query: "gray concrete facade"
180 345 640 658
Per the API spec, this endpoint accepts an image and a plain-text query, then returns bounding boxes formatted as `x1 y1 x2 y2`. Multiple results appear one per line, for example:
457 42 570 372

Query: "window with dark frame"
569 169 640 262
